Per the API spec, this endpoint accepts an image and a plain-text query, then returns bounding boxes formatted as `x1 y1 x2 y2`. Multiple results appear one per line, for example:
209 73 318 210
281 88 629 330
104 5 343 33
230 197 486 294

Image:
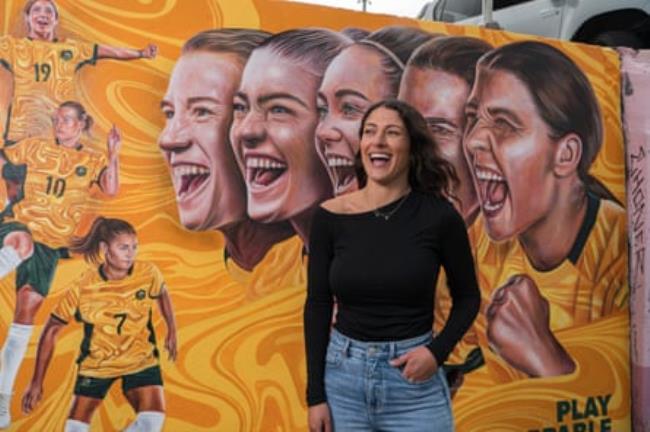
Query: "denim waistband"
329 328 433 359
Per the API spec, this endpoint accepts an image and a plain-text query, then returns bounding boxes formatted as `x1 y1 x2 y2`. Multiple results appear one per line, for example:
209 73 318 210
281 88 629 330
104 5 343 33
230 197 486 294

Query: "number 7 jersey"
51 261 165 378
0 36 97 144
1 136 107 247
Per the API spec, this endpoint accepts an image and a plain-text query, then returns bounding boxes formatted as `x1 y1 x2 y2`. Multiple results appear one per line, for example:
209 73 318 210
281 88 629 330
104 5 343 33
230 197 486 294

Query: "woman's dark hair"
356 26 436 96
341 27 370 41
477 40 615 201
58 100 93 133
257 28 351 78
70 217 136 264
408 36 492 88
182 28 271 63
355 99 458 199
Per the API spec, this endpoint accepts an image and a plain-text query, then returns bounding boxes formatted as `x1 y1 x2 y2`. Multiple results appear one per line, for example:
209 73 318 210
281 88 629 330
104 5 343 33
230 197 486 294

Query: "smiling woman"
316 26 434 196
230 28 350 246
304 99 478 432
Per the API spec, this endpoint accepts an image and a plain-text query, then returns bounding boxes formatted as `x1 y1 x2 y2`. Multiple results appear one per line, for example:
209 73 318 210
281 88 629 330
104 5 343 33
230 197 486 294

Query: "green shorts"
73 365 164 400
0 221 70 297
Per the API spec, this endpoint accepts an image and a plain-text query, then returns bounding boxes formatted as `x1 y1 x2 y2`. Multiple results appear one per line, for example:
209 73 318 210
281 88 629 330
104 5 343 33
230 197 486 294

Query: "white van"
417 0 650 48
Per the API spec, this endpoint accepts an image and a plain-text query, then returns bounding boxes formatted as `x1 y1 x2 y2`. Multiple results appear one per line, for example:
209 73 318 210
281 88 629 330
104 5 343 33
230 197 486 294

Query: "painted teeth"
173 165 209 177
327 157 354 167
476 169 504 182
246 157 286 169
484 201 504 212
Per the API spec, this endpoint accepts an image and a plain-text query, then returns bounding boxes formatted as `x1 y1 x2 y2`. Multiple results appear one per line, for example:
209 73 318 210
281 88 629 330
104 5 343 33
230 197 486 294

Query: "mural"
0 0 631 430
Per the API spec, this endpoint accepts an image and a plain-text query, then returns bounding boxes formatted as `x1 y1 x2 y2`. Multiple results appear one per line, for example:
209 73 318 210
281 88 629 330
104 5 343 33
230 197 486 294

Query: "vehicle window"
494 0 531 10
441 0 481 20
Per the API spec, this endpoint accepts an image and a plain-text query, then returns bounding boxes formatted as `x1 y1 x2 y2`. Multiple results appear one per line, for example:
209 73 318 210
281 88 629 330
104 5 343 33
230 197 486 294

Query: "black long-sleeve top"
304 191 480 406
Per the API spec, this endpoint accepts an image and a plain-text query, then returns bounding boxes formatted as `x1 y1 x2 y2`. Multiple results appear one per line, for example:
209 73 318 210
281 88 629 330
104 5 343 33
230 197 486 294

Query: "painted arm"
21 316 66 414
97 43 157 60
156 285 177 361
99 125 121 196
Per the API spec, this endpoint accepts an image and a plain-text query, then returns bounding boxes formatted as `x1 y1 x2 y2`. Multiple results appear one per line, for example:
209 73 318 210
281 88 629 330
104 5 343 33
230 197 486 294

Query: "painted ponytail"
70 217 136 264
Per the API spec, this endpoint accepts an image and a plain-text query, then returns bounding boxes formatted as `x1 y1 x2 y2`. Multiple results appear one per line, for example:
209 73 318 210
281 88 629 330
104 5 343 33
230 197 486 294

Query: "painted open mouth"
173 163 210 199
475 167 508 217
35 18 50 26
326 154 355 194
245 156 287 188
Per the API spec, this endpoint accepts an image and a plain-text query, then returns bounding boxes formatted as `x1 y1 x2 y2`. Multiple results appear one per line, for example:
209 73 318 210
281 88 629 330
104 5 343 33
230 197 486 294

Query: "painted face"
316 45 393 196
26 0 58 39
103 232 137 273
53 106 83 144
399 66 477 220
159 51 247 231
359 107 410 186
231 48 332 223
464 68 558 241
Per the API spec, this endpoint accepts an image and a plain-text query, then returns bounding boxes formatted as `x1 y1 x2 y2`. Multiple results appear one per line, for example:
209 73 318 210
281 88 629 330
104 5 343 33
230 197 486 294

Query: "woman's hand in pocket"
390 346 438 383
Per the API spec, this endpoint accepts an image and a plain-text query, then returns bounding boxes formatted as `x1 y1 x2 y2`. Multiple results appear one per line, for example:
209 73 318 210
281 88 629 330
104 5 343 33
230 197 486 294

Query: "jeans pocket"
325 345 343 368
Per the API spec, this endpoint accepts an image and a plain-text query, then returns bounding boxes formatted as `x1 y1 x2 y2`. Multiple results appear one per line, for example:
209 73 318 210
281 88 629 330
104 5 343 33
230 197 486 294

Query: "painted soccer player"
159 29 293 272
21 217 177 432
0 0 157 144
0 101 120 428
464 41 627 378
230 28 349 247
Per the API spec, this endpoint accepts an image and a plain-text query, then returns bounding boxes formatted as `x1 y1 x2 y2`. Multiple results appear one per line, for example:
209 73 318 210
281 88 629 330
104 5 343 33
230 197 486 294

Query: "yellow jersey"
0 36 97 143
1 136 107 247
472 195 628 382
51 261 165 378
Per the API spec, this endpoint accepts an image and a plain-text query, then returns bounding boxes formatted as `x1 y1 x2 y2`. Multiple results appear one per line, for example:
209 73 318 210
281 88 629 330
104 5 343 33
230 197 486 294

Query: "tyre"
590 30 643 48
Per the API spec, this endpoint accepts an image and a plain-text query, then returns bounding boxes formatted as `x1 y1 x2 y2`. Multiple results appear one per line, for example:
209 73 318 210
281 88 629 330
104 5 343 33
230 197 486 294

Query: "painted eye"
270 105 291 115
341 103 362 117
317 105 328 120
232 102 248 115
193 107 212 117
162 109 174 120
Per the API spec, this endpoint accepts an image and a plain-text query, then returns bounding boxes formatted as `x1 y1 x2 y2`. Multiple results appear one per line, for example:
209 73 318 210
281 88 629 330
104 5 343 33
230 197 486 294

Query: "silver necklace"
372 192 410 220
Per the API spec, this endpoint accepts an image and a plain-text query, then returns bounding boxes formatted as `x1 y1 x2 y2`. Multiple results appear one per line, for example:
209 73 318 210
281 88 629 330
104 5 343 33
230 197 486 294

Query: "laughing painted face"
316 45 393 196
230 48 332 223
359 107 410 187
464 68 559 241
159 51 246 231
25 0 58 39
399 66 477 220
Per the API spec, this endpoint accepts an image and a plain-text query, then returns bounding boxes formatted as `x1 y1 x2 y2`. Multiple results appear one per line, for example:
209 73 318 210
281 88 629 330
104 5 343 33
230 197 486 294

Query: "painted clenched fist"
486 274 575 377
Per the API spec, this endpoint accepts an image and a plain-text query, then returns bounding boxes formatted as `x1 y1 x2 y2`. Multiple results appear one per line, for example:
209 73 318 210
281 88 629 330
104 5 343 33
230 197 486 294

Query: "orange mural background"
0 0 628 430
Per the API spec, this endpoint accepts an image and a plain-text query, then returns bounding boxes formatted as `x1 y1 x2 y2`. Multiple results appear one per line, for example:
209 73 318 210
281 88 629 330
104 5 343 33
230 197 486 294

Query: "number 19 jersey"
0 36 97 143
51 261 165 378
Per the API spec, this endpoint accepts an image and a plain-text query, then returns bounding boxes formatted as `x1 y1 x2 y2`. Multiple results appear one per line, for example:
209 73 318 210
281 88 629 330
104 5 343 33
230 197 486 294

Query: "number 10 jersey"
1 136 107 247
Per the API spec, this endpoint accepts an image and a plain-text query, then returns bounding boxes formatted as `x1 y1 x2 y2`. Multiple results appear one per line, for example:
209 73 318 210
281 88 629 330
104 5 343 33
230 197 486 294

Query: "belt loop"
389 341 396 359
342 337 350 358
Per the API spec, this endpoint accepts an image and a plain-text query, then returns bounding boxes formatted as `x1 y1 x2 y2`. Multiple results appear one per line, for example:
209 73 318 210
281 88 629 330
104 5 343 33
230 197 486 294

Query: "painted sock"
63 419 90 432
0 323 33 394
124 411 166 432
0 246 23 280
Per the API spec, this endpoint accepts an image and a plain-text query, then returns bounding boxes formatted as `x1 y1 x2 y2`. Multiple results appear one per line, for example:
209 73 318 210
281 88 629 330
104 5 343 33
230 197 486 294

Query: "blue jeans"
325 329 454 431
